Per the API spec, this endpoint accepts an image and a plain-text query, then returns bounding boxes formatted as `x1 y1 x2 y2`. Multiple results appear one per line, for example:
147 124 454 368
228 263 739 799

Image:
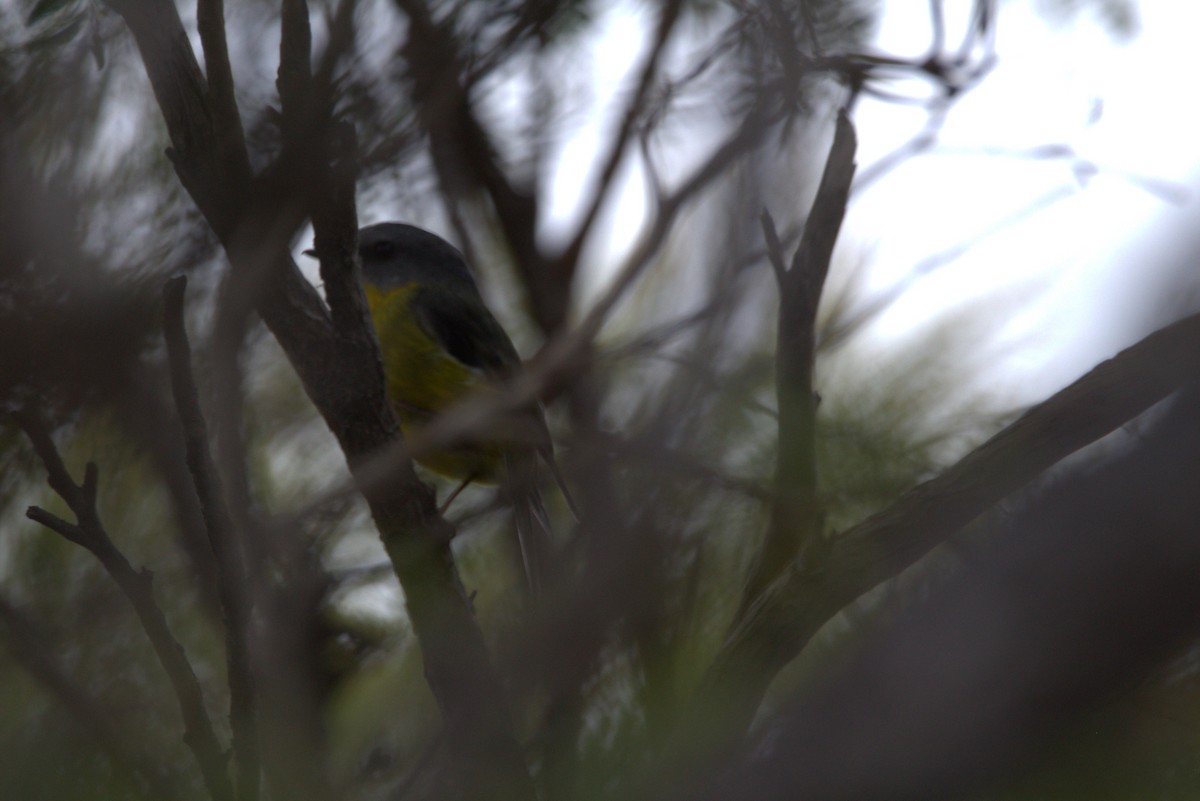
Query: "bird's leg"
439 474 477 515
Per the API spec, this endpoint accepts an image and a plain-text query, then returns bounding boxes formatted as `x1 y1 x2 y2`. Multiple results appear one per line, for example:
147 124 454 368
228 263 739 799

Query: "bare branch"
196 0 247 180
108 2 535 796
105 0 250 241
759 209 788 288
737 111 857 616
395 0 553 331
706 308 1200 728
577 108 774 341
14 411 234 801
278 0 313 133
697 381 1200 801
553 0 687 288
162 277 260 801
929 0 946 55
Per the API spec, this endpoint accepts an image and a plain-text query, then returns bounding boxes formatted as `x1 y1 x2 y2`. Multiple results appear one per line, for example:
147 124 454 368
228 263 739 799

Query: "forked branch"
15 411 234 801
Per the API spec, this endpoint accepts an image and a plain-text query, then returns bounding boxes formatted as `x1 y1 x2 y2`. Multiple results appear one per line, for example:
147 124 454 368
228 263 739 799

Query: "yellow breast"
363 282 504 482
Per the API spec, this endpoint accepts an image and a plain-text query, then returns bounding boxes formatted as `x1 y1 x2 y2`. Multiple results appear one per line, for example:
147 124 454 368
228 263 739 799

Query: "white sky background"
542 0 1200 407
854 1 1200 401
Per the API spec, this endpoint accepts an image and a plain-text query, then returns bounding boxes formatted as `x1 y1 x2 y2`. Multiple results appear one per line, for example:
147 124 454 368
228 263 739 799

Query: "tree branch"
107 2 537 798
14 411 234 801
196 0 248 184
394 0 561 332
162 276 260 801
706 308 1200 728
552 0 687 300
697 381 1200 801
759 210 788 288
105 0 249 241
736 111 857 618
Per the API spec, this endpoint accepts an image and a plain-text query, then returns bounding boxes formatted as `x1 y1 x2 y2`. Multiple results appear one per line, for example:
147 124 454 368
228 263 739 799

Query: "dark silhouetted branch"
107 2 537 798
707 308 1200 727
697 382 1200 801
552 0 687 297
14 411 234 801
759 210 788 288
162 276 260 801
196 0 248 186
395 0 553 332
737 111 857 624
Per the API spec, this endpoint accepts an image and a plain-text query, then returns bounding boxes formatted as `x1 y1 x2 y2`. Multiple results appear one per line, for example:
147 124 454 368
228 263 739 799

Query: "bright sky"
543 1 1200 406
854 1 1200 400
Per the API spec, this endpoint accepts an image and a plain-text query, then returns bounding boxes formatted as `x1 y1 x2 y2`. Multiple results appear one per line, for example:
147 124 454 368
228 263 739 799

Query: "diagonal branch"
14 411 234 801
706 308 1200 729
697 382 1200 801
576 106 777 342
552 0 687 294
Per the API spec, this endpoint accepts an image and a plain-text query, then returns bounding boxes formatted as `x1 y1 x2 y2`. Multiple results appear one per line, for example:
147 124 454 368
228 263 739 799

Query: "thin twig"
928 0 946 55
579 107 775 340
759 209 788 289
196 0 248 186
553 0 687 287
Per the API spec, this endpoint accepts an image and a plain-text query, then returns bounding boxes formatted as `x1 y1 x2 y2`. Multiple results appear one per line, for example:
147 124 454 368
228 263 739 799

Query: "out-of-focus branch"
577 108 776 342
278 0 313 136
760 210 788 288
196 0 247 181
279 105 779 529
14 411 234 801
735 111 857 621
697 381 1200 801
105 0 250 241
0 594 178 799
706 308 1200 728
395 0 555 330
108 1 538 798
552 0 687 296
822 184 1076 352
162 277 260 801
113 377 225 616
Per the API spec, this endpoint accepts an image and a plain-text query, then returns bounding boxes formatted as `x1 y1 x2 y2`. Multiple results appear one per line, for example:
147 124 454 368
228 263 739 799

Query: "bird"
353 221 571 596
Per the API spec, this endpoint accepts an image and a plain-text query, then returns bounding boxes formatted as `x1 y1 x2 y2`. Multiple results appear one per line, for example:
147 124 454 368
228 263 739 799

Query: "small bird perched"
354 222 569 595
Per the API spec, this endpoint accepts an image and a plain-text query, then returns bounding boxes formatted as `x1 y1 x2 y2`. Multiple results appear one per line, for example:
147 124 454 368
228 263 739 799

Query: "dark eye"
370 240 395 258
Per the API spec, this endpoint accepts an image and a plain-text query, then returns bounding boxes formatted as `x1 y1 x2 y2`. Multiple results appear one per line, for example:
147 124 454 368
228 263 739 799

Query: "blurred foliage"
1036 0 1141 40
2 1 1194 800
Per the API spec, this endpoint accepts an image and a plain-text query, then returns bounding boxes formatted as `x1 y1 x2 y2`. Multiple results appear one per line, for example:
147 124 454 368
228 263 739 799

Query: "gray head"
357 222 479 295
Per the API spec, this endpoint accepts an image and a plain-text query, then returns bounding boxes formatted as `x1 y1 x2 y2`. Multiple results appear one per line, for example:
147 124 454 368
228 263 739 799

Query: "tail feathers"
505 452 554 598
